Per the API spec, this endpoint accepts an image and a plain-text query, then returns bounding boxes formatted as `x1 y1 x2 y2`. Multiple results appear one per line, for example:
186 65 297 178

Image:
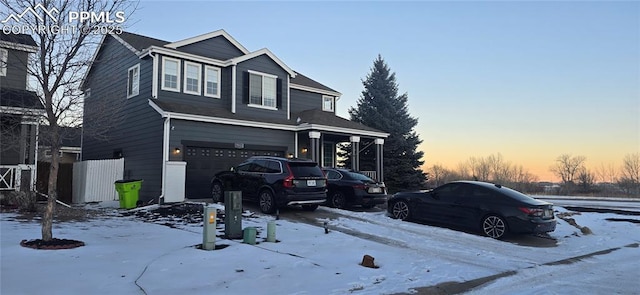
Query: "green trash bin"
114 179 143 209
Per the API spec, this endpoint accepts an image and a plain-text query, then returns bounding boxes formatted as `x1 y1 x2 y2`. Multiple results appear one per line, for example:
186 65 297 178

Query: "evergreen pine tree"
348 55 426 192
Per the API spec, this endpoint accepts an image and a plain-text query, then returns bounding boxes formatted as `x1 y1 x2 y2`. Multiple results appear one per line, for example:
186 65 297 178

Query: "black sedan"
323 168 388 209
387 181 556 239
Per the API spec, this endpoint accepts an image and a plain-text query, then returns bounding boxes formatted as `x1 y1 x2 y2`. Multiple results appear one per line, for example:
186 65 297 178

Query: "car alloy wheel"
392 201 410 220
259 190 276 214
331 192 347 209
482 215 507 239
211 182 223 203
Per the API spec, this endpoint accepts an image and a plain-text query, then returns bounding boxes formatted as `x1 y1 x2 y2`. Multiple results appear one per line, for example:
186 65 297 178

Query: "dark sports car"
323 168 388 209
387 181 556 239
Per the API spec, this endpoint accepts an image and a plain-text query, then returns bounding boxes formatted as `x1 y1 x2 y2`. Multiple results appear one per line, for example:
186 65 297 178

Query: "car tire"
211 181 223 203
259 190 276 214
391 200 411 221
330 192 348 209
482 214 508 239
301 204 319 211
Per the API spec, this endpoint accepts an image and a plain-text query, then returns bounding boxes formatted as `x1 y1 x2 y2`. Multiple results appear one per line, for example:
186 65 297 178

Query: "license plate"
369 187 382 193
307 180 316 187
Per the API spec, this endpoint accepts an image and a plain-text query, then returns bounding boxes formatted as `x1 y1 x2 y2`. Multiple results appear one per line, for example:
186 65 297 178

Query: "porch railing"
360 170 377 181
0 166 18 190
0 165 35 191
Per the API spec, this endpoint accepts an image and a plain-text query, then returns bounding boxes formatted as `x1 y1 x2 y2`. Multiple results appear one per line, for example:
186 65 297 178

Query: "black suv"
210 156 327 214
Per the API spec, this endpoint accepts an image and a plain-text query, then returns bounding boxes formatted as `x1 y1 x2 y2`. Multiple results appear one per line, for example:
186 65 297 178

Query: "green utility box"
114 179 143 209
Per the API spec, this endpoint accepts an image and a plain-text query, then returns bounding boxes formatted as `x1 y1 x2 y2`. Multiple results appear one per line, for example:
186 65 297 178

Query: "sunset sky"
132 1 639 182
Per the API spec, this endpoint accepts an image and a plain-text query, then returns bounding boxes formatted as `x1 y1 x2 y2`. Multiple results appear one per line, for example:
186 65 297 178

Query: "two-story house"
0 32 45 192
82 29 388 203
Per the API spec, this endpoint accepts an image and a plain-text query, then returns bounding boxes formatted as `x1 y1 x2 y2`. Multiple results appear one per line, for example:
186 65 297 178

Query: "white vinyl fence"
73 158 124 203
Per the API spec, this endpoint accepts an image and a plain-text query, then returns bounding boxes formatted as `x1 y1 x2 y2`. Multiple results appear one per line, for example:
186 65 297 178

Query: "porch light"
301 148 308 154
173 147 181 155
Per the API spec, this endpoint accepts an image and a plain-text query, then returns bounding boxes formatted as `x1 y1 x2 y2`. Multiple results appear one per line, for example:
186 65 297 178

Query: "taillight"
353 184 367 190
283 163 295 188
518 207 543 217
283 175 294 188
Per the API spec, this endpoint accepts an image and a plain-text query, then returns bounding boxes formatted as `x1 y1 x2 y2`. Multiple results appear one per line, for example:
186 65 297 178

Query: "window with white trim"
0 49 7 76
184 62 201 95
162 57 180 91
249 70 277 109
322 95 334 112
204 65 220 98
127 64 140 98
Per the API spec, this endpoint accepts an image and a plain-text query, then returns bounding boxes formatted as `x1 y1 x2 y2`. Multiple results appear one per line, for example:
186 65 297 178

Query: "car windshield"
289 162 324 177
346 171 374 182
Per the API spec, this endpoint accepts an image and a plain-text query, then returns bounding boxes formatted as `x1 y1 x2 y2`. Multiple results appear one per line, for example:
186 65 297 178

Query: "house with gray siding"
0 33 45 192
82 29 388 203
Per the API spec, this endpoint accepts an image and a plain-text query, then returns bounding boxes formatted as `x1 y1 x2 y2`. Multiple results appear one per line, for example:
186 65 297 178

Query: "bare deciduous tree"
427 164 456 187
576 167 596 193
595 162 618 184
618 153 640 195
550 154 586 185
0 0 137 241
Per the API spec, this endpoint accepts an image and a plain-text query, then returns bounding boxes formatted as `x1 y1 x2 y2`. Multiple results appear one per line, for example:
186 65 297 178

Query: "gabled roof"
0 32 36 46
230 48 296 78
117 31 169 52
290 72 341 97
165 29 249 55
0 32 37 52
98 30 339 97
0 88 44 109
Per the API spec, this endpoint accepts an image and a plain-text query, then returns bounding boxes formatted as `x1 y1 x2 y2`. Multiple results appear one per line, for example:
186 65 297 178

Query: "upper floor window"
162 57 180 92
0 49 7 76
204 65 220 98
249 70 277 109
322 95 334 112
184 62 201 95
127 64 140 98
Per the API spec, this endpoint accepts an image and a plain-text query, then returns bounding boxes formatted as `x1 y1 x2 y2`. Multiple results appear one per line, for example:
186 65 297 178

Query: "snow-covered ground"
1 201 639 295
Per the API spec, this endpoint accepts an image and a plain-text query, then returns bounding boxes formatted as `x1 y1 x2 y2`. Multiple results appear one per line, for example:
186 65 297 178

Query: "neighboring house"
82 29 388 203
0 32 45 192
36 126 81 204
38 126 82 164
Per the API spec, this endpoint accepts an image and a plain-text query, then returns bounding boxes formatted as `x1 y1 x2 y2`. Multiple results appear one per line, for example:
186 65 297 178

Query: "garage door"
184 147 284 199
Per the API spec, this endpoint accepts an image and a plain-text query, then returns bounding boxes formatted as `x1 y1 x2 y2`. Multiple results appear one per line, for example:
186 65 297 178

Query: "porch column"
375 138 384 182
308 131 321 163
350 136 360 171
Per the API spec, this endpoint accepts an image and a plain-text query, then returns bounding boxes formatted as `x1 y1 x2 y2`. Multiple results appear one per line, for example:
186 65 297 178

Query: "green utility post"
224 191 242 239
202 206 216 250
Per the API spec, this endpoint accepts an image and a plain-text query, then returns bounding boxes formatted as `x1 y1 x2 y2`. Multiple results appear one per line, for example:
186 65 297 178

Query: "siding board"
82 35 164 202
174 36 245 60
235 55 289 120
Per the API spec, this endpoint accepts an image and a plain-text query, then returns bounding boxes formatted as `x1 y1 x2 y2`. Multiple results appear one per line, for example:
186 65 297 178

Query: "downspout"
150 51 158 98
287 75 290 120
294 132 298 158
231 64 236 113
33 122 39 191
159 115 170 204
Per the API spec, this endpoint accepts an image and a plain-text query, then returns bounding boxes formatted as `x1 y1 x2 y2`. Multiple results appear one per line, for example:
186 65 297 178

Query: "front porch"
295 131 387 182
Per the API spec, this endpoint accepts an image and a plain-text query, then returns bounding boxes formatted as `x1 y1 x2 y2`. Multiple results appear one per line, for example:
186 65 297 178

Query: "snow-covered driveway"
1 201 639 294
